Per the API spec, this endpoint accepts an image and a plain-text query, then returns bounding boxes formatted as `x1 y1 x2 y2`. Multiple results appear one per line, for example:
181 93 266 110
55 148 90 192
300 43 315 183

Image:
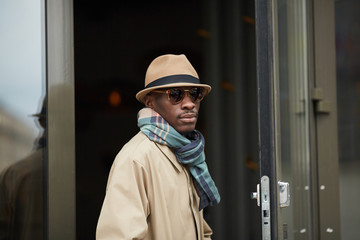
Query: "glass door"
274 0 313 239
254 0 314 239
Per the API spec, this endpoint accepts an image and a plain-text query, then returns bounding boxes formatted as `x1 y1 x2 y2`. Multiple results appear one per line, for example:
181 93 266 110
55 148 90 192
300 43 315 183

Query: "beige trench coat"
96 132 212 240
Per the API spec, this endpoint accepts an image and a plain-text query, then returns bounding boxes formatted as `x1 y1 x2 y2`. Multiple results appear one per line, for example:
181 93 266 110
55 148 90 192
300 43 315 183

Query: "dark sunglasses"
152 87 205 105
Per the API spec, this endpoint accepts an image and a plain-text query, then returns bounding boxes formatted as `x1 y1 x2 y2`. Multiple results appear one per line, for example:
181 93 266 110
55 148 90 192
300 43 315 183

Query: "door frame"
255 0 279 238
46 0 76 239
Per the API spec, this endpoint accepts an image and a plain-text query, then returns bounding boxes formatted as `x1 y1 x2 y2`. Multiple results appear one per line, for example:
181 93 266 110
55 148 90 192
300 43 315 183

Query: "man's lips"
178 112 198 122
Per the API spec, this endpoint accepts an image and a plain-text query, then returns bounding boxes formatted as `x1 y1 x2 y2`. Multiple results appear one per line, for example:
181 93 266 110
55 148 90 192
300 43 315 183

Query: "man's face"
145 87 201 134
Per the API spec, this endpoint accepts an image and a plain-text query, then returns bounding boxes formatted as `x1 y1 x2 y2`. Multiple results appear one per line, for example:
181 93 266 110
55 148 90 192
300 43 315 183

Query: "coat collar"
154 142 182 173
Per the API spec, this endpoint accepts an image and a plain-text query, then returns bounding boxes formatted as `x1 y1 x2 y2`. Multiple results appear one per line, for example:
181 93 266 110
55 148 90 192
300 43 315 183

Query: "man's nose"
181 92 195 109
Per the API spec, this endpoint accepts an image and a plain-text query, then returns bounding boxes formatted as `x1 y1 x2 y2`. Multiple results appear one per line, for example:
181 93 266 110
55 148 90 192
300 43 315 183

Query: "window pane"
275 0 312 239
0 0 46 239
335 1 360 239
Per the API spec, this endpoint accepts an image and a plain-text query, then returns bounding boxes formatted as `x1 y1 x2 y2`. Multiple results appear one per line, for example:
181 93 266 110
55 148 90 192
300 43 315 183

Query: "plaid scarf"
138 108 220 210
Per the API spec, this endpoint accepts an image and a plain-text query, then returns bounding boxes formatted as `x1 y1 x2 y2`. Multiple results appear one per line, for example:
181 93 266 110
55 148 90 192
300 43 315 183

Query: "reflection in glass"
335 1 360 239
0 0 46 239
275 0 312 239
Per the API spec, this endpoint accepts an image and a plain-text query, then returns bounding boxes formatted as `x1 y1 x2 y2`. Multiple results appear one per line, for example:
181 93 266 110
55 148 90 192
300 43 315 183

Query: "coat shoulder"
114 131 165 167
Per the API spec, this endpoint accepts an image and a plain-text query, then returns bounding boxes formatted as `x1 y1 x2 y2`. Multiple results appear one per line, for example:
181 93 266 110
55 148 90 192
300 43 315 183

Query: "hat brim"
136 83 211 103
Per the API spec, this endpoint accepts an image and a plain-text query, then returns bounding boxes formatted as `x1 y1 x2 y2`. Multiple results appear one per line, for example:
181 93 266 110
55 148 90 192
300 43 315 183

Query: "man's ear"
144 94 154 108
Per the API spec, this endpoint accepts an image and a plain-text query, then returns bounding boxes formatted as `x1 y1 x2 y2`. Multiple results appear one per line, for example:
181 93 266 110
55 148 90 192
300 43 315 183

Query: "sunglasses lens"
168 88 183 103
189 88 204 102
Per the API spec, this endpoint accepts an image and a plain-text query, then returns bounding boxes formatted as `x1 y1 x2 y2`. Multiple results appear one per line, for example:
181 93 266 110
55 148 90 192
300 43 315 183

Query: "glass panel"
274 0 312 239
0 0 46 239
335 1 360 239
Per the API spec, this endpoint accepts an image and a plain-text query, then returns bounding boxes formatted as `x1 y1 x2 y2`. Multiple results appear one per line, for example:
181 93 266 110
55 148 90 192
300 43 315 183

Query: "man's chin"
176 125 196 135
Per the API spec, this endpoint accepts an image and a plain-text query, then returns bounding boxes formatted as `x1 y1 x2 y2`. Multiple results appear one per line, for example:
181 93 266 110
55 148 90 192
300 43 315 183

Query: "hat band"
145 74 200 89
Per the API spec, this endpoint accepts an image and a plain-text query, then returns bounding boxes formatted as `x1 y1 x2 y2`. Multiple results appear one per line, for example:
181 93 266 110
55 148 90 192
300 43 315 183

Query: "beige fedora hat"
136 54 211 103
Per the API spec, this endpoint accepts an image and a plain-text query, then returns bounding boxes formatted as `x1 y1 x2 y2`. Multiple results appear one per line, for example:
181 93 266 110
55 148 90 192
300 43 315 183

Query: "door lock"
251 180 291 208
251 178 291 240
251 176 271 240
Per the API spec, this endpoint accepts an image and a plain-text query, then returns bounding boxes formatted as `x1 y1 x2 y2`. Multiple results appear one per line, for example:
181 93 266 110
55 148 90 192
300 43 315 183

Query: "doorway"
73 0 259 239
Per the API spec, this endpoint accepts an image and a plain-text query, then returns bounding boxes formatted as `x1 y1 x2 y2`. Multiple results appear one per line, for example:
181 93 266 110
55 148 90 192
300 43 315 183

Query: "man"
96 54 220 240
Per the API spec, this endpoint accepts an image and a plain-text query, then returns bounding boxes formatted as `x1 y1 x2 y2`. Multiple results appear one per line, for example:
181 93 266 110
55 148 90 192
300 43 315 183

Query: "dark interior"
74 1 208 239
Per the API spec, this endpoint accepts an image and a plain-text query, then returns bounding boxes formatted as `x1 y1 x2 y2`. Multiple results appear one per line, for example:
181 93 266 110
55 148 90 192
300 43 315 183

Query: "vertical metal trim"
270 1 284 237
312 0 341 239
306 0 320 238
255 0 278 239
46 0 76 239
